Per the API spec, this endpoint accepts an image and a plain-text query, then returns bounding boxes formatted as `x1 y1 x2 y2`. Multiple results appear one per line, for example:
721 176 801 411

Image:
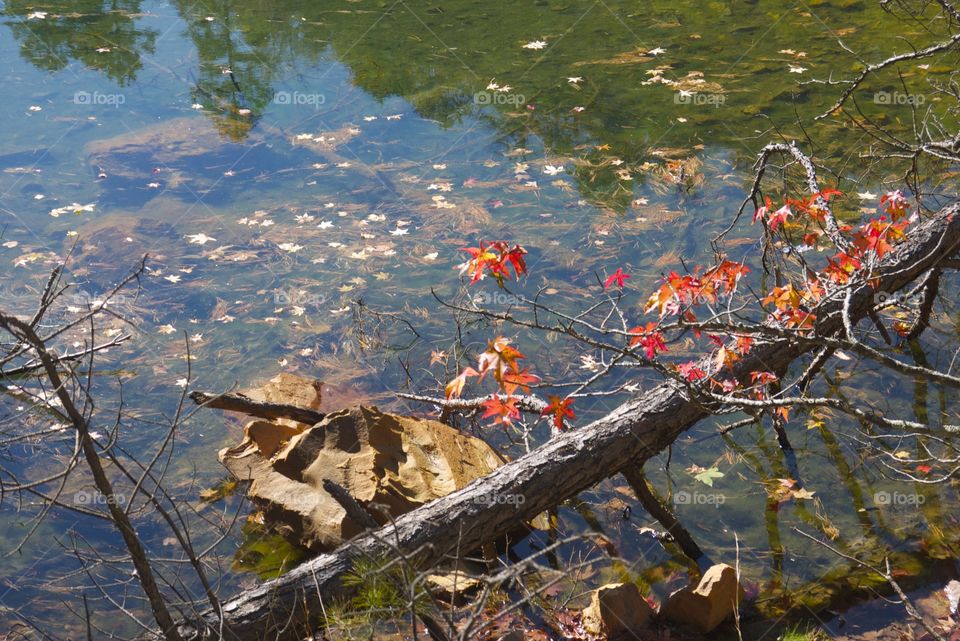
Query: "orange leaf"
445 367 479 399
541 395 575 430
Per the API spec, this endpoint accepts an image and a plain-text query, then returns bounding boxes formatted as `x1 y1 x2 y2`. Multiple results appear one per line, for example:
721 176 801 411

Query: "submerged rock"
661 563 746 633
86 117 230 183
84 116 282 208
582 582 654 638
68 215 182 286
219 376 504 551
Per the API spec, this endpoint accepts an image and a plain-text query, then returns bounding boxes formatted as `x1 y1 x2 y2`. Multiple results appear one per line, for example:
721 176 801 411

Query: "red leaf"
502 368 540 395
677 361 707 381
604 267 631 289
476 336 526 390
541 395 575 430
880 190 910 221
752 196 773 225
481 395 521 425
750 371 778 385
457 241 528 285
628 323 667 359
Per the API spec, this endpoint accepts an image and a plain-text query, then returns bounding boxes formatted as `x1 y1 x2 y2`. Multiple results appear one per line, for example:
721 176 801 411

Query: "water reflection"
0 0 912 210
4 0 950 213
2 1 157 86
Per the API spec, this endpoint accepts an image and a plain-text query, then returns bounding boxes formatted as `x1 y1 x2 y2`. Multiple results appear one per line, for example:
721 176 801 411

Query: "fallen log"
176 204 960 641
188 390 325 426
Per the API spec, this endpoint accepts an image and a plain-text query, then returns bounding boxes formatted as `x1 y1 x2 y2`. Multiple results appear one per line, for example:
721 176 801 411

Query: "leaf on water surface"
186 233 216 245
292 124 362 152
603 267 630 289
766 478 817 503
199 477 239 503
690 466 724 487
49 202 96 217
945 579 960 615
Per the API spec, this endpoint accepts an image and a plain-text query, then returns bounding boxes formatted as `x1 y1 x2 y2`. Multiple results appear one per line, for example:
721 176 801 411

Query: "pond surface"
0 0 958 637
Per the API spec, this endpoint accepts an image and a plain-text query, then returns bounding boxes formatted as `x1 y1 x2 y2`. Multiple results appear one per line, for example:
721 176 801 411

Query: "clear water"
0 0 957 636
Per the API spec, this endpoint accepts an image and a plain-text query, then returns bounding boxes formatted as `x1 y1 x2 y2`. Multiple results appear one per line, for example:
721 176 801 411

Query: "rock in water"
84 116 285 208
661 563 745 633
68 216 182 287
241 372 324 418
582 582 654 638
220 396 504 551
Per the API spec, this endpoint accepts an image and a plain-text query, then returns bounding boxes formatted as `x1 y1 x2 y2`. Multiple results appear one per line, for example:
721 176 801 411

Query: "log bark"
188 390 325 426
177 205 960 641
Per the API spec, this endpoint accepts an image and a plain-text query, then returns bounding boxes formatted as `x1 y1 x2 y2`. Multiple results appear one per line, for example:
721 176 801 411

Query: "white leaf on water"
945 580 960 615
186 233 216 245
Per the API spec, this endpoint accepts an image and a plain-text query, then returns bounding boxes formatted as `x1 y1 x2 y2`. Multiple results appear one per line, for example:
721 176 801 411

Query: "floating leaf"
693 467 724 487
